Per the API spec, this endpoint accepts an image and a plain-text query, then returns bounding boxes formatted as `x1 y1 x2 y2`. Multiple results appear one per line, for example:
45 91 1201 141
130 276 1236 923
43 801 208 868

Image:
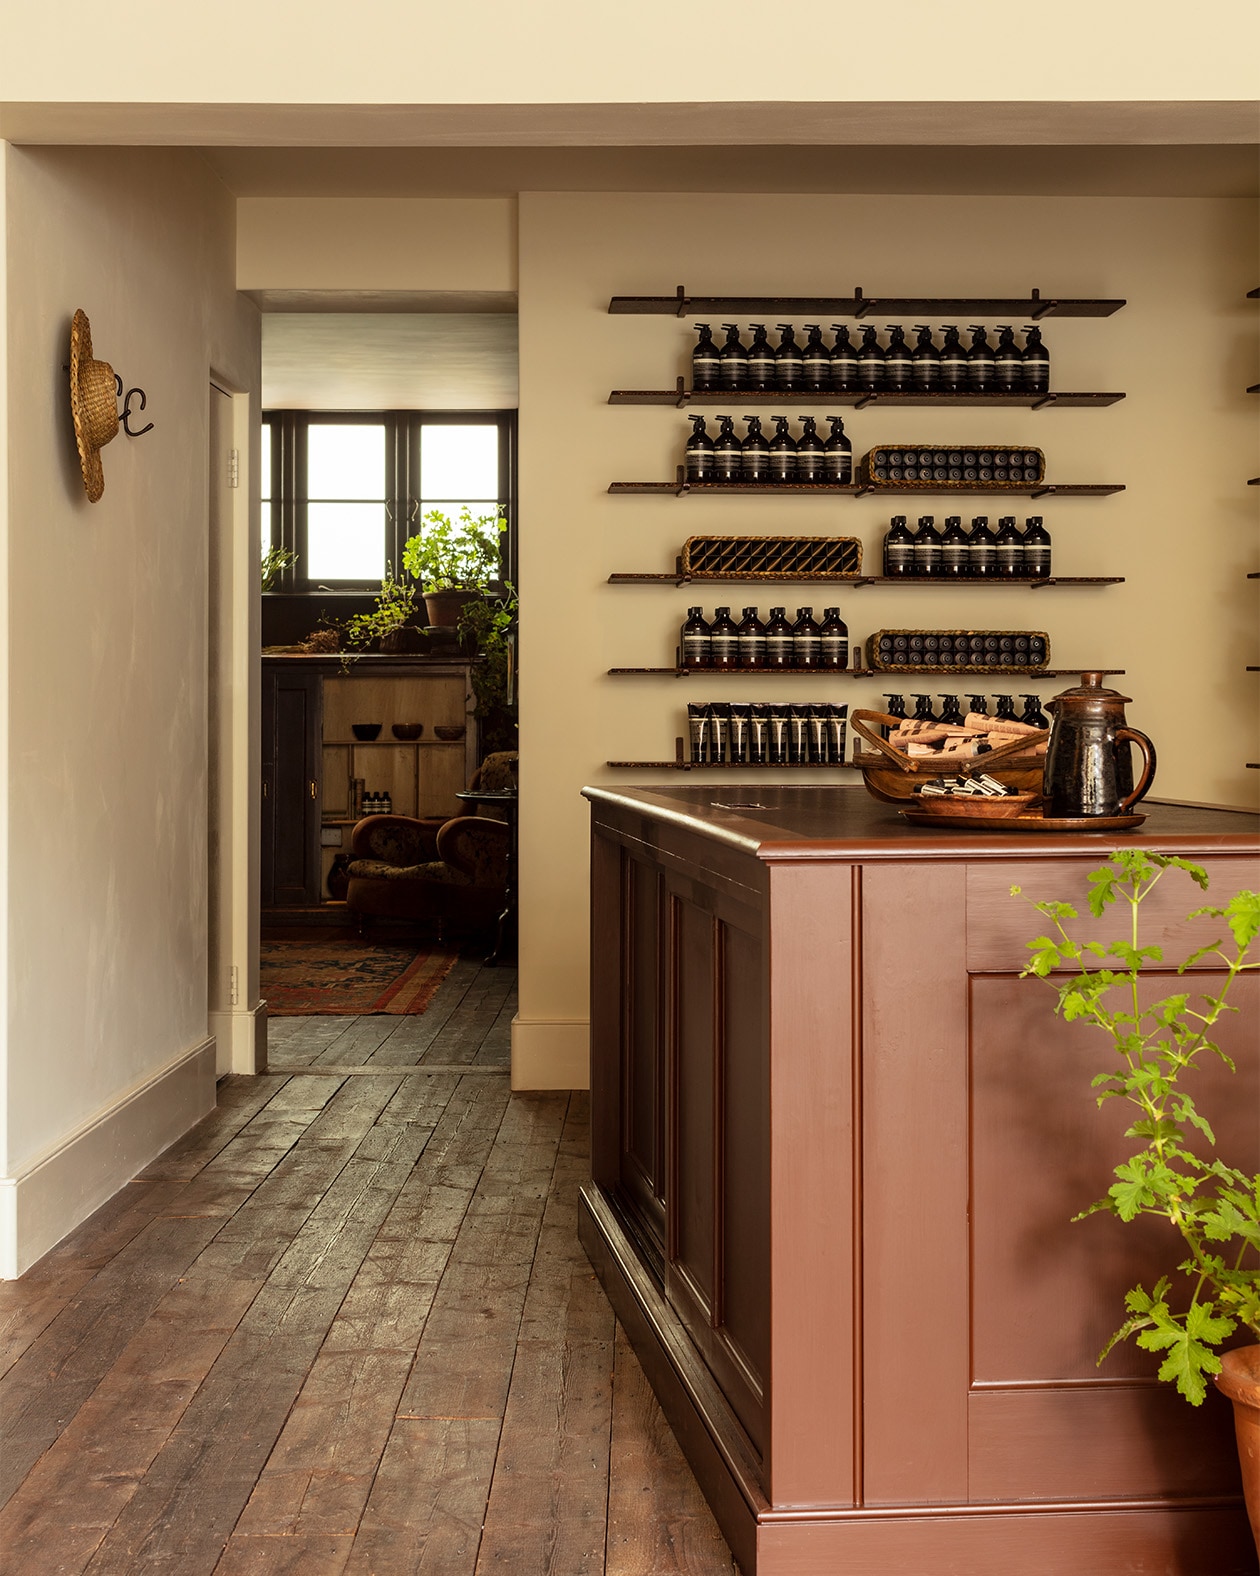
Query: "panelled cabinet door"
261 667 322 907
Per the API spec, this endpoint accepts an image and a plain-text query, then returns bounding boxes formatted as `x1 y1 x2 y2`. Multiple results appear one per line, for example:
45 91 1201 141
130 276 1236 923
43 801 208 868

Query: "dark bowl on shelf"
391 723 424 741
351 723 383 741
433 724 466 742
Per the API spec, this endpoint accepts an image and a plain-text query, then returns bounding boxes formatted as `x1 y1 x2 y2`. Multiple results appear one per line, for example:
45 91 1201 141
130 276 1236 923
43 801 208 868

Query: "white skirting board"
210 999 268 1075
510 1016 590 1090
0 1035 217 1279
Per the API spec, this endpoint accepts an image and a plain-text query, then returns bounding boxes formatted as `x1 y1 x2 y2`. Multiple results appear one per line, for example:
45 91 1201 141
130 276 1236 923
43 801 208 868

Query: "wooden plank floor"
0 959 738 1575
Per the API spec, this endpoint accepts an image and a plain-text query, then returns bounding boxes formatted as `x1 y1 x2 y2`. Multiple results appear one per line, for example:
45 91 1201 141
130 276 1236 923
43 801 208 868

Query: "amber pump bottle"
801 325 830 391
823 416 853 484
775 324 803 391
684 415 714 483
718 324 748 391
747 324 776 391
692 324 720 392
830 325 859 392
767 416 797 483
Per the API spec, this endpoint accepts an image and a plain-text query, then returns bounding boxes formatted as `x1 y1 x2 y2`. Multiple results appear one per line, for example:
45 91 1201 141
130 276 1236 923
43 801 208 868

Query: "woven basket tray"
869 627 1050 673
860 443 1045 488
850 709 1046 804
681 535 862 580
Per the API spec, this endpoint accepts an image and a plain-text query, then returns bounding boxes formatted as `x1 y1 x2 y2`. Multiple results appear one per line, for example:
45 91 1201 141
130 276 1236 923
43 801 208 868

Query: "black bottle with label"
911 325 941 391
740 416 770 483
764 606 793 670
994 515 1024 578
819 607 849 669
967 325 995 392
883 693 907 723
938 694 965 725
795 415 826 484
684 414 715 483
912 514 942 578
830 325 859 392
775 324 804 391
681 606 711 669
856 325 885 392
939 325 968 392
912 694 938 722
801 324 830 391
1022 325 1050 394
823 416 853 484
692 324 721 392
883 514 915 577
940 515 969 577
966 694 989 716
1022 515 1052 578
712 416 741 483
747 324 776 391
968 514 997 578
737 606 766 669
719 323 749 392
884 325 913 393
1020 693 1050 728
994 694 1018 721
994 325 1022 393
767 416 798 484
709 605 739 670
791 607 821 669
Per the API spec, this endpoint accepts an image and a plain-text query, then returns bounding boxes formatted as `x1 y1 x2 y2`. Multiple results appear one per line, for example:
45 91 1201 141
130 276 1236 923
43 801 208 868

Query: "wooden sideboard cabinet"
582 784 1260 1575
261 656 476 911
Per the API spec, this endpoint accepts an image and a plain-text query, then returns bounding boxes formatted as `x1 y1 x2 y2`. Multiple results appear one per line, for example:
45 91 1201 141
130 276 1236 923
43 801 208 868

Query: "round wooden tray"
899 808 1147 832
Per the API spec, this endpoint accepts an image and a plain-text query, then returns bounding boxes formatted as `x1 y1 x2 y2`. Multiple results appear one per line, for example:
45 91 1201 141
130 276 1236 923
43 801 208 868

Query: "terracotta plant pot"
423 588 480 628
1215 1345 1260 1553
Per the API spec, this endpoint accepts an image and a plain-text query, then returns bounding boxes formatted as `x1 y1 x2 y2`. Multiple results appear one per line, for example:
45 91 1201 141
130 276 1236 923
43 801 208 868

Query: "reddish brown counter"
580 785 1260 1575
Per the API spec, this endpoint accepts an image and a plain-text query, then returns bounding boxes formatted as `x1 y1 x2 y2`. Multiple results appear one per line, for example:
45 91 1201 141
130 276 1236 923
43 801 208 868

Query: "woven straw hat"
69 309 119 503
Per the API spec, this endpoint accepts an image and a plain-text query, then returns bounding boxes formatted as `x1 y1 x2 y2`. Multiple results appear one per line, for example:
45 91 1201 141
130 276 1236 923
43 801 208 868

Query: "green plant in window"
1015 851 1260 1404
260 545 297 592
459 587 518 753
340 566 418 653
401 507 504 592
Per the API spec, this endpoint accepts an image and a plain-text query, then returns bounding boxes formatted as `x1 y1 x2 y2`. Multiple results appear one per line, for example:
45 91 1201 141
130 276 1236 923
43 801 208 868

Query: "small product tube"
826 703 849 764
788 704 811 764
749 704 770 765
807 705 828 764
767 702 790 766
728 704 751 765
708 703 730 765
687 703 709 765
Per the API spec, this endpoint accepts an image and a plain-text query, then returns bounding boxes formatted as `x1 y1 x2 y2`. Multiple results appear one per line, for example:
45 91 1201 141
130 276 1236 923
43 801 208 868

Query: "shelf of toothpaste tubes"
607 692 1055 771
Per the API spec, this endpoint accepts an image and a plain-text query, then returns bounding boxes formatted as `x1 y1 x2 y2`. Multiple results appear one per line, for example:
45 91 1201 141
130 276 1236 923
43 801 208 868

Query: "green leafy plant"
1015 851 1260 1404
459 587 518 752
261 544 297 592
402 507 504 592
340 567 418 654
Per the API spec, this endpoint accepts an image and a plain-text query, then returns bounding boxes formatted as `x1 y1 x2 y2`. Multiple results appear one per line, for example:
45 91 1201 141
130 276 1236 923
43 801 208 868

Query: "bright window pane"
308 424 385 500
260 422 271 501
420 425 498 500
307 503 386 581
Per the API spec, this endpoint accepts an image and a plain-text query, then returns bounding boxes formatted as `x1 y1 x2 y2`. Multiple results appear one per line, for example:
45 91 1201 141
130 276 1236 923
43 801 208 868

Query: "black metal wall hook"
119 386 154 438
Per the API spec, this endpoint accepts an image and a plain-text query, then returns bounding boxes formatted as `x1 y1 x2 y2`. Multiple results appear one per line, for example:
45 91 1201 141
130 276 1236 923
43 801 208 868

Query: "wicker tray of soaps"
850 708 1047 804
860 443 1045 487
681 534 863 580
869 628 1049 672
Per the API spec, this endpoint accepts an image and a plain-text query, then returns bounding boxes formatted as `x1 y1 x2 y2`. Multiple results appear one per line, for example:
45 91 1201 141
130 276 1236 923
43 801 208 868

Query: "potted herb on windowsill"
458 587 518 754
402 506 505 628
340 568 428 659
1015 852 1260 1547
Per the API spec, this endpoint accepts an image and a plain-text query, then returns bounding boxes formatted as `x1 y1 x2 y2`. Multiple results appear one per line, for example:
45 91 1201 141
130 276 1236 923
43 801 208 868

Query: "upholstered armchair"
344 752 516 937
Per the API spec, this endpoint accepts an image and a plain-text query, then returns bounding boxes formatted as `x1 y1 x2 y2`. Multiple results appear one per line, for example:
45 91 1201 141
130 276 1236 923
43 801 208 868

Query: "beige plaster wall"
237 197 517 294
2 1 1257 105
514 191 1260 1086
0 145 260 1265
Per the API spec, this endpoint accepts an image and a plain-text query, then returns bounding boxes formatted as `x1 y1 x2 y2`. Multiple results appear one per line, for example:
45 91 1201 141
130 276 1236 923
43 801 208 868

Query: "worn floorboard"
0 962 738 1575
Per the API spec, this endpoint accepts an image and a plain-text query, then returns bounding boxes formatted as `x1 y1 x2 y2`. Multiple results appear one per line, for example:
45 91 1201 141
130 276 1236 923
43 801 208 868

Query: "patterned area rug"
260 939 459 1016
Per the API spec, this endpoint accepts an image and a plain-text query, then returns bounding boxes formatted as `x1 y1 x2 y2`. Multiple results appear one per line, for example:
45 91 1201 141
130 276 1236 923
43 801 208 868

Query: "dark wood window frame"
263 409 516 595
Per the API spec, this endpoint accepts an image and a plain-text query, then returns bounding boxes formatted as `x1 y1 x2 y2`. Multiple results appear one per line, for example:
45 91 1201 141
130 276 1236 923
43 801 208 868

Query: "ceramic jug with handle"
1043 672 1157 818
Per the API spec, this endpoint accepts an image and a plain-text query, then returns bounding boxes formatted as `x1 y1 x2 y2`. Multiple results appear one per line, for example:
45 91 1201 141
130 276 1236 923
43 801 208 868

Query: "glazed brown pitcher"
1043 672 1157 818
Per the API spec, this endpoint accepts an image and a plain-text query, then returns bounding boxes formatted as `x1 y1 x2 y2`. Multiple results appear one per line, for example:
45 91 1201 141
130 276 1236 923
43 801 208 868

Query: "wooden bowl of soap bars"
850 709 1049 805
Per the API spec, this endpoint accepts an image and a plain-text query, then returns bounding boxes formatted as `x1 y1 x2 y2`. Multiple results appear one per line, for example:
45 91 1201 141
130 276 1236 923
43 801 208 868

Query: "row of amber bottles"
692 324 1051 395
681 606 850 670
685 415 852 484
883 514 1052 578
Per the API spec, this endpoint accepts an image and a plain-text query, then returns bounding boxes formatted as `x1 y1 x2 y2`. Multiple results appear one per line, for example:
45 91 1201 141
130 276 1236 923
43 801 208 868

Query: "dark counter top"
582 783 1260 863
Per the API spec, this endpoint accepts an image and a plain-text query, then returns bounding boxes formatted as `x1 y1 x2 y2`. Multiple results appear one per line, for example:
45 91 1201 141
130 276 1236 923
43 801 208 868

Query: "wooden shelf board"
608 481 1125 498
607 759 861 771
607 572 1123 589
608 388 1125 409
327 737 463 747
608 666 1120 678
607 289 1125 318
